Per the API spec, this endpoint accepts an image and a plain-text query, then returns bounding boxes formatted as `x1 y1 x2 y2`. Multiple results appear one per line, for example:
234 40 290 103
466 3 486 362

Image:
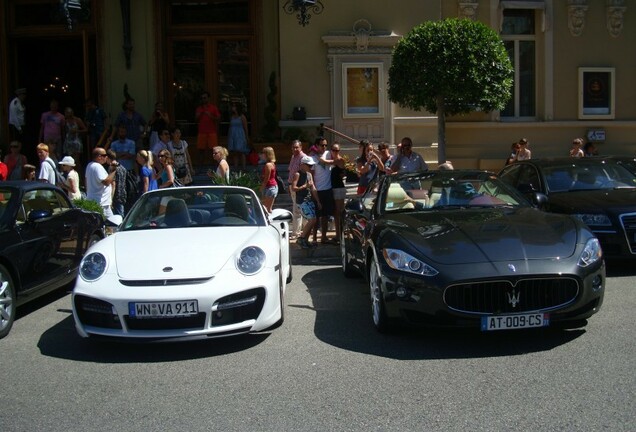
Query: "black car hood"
547 189 636 213
383 208 578 265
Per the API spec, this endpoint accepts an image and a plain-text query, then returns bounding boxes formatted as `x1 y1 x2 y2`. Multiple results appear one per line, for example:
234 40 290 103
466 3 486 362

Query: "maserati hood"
112 228 259 279
385 208 579 265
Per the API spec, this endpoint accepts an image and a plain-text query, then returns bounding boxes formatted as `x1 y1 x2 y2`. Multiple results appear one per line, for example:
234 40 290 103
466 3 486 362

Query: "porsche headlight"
237 246 266 275
573 213 611 227
578 238 603 267
382 248 438 276
80 253 107 281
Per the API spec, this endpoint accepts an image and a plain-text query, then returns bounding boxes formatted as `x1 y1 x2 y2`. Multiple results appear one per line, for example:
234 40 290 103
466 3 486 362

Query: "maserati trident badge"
507 289 521 308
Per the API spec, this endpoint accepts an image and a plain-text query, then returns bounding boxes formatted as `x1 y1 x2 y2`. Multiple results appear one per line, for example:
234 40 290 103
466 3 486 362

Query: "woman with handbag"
169 128 194 185
156 149 180 188
291 156 322 249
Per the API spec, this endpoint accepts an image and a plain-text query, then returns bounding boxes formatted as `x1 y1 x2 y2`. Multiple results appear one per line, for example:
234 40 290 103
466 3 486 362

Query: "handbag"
175 165 188 178
276 174 287 193
299 196 316 219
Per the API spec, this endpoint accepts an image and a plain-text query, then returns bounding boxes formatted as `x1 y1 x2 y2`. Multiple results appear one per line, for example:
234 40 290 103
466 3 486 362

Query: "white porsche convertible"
72 186 293 341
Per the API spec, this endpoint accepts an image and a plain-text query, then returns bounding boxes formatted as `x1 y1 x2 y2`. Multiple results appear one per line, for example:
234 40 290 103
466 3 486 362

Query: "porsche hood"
112 228 260 279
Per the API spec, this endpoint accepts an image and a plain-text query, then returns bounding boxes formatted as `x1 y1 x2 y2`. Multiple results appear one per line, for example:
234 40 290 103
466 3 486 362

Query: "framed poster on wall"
343 63 383 118
578 67 615 120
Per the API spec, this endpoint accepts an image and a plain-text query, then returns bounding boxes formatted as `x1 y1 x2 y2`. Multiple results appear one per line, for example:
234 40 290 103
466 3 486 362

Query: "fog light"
396 286 409 298
592 275 603 292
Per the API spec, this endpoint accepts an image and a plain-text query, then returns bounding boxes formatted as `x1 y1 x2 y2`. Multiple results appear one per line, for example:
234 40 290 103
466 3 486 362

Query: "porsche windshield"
121 187 266 230
383 172 528 212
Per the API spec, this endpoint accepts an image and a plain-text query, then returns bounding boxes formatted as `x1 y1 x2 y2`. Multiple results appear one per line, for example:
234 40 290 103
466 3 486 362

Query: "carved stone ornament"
352 19 373 51
606 0 626 38
568 0 588 37
458 0 479 20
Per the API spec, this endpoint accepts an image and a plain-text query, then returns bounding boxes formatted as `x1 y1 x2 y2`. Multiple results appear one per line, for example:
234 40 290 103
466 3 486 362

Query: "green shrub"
73 198 104 218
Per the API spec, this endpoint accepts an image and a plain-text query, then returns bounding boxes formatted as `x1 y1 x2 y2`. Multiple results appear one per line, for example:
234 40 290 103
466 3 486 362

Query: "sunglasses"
331 148 339 152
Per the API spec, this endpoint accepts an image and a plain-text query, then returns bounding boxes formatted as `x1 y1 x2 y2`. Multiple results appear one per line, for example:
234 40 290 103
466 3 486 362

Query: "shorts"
332 187 347 200
197 133 218 150
316 189 334 217
299 200 316 219
263 185 278 198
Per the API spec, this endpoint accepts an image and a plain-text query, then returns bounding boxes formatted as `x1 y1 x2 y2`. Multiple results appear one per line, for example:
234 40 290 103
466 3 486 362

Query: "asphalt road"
1 258 634 432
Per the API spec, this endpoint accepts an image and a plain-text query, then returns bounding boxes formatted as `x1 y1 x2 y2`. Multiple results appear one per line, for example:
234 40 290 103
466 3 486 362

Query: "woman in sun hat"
58 156 82 200
291 155 322 249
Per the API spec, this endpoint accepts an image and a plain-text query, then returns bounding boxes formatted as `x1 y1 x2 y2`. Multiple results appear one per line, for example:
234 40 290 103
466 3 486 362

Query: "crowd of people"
505 136 601 166
12 86 614 244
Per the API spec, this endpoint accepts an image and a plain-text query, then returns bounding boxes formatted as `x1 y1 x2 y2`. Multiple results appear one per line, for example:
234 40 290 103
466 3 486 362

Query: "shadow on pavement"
295 264 586 360
37 314 270 363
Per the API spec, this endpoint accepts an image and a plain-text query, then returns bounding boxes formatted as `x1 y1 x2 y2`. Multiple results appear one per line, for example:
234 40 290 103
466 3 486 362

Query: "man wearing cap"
8 88 27 141
86 148 117 219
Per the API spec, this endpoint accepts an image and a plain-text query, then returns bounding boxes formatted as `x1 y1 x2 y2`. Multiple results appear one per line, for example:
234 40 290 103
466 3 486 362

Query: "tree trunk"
436 95 446 164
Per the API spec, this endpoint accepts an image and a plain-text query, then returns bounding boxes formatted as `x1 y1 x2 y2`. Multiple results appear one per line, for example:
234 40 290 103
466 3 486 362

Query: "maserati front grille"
444 278 579 314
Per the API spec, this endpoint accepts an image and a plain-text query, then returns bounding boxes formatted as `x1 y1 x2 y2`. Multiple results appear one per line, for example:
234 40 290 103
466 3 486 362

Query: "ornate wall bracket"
606 0 626 38
352 19 372 51
458 0 479 20
568 0 588 37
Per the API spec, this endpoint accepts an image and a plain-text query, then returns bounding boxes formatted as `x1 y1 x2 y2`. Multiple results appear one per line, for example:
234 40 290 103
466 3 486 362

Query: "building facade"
1 0 634 167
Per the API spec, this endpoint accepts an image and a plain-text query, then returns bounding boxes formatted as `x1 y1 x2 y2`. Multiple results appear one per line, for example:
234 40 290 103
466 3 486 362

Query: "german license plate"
129 300 199 318
481 313 549 331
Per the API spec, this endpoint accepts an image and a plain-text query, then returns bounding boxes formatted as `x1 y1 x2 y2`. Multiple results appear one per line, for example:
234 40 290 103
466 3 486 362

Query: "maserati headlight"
80 253 108 281
578 238 603 267
237 246 266 275
382 248 438 276
573 213 612 227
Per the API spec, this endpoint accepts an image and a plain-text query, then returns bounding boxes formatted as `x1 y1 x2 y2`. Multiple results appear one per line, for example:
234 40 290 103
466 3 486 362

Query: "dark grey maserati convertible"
341 170 605 333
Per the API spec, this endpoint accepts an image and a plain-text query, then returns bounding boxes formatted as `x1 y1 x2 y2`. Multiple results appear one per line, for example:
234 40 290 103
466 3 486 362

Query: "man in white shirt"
86 148 117 218
8 88 27 141
36 143 59 185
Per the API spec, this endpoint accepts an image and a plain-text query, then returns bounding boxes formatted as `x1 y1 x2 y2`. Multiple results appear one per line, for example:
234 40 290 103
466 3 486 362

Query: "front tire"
369 256 391 333
0 264 17 339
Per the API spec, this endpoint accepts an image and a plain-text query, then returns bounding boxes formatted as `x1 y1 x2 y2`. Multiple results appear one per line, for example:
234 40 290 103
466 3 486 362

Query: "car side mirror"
27 209 52 223
345 199 364 213
270 208 293 222
530 192 548 209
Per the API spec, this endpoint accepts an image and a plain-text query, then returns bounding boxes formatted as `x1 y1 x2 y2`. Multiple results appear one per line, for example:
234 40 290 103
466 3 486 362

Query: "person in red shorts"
195 91 221 165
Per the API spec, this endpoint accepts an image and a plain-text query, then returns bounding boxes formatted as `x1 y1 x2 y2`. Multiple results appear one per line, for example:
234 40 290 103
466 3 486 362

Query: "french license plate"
129 300 199 318
481 313 549 331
